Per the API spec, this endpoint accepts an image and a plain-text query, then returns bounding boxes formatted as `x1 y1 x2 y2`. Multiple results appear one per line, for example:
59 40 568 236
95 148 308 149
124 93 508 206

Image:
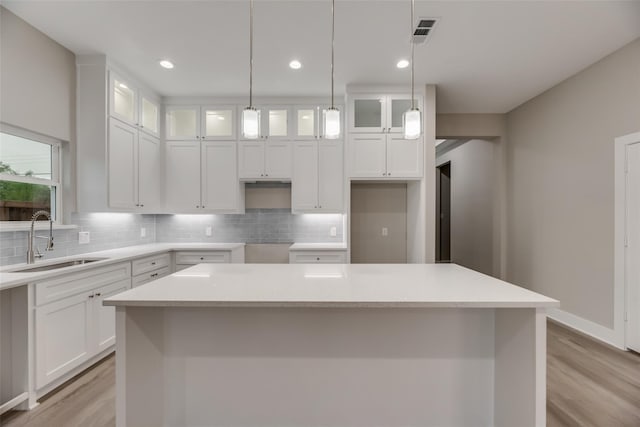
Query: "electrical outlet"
78 231 90 244
382 227 388 237
330 227 337 237
205 226 212 237
140 227 146 238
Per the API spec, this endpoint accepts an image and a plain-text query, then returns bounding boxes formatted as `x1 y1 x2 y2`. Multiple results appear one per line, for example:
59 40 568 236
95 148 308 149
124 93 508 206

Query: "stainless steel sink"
10 258 107 273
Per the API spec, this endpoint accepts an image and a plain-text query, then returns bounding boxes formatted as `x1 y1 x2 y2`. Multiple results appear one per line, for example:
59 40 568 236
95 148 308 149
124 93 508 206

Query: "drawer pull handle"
316 257 320 261
151 273 158 278
95 292 101 297
151 262 156 265
200 257 204 260
88 294 94 299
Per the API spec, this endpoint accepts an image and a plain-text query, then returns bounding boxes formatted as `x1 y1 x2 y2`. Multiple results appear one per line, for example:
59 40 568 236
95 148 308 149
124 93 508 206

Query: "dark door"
436 163 451 262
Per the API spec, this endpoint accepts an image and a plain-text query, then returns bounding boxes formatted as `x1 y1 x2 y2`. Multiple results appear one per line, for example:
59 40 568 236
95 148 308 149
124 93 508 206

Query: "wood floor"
2 320 639 427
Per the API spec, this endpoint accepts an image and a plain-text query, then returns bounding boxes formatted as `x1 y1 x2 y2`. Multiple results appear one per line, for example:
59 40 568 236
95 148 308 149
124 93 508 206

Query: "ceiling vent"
412 17 438 44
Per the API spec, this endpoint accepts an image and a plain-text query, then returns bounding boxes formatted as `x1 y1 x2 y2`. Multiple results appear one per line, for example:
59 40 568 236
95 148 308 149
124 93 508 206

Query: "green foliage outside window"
0 161 51 204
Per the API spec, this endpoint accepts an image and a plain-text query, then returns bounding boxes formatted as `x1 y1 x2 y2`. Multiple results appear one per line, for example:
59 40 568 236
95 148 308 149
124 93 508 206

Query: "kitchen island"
105 263 558 427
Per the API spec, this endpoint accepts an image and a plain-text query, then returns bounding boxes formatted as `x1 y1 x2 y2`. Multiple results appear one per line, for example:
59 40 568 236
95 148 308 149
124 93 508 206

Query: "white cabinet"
348 94 421 134
131 253 171 287
240 106 291 140
293 105 344 140
109 71 160 137
292 140 343 213
34 263 131 390
165 141 243 212
289 250 347 263
108 118 161 210
238 141 292 180
166 105 237 141
349 133 423 179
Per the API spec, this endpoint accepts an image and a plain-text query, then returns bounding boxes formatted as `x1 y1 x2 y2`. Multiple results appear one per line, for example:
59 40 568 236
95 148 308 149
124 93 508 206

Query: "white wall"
506 37 640 332
436 140 496 276
0 7 75 141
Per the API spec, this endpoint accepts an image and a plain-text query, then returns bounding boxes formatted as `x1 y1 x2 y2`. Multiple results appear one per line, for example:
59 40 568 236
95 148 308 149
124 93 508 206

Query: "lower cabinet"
289 250 347 264
131 253 171 287
174 251 231 272
34 263 131 390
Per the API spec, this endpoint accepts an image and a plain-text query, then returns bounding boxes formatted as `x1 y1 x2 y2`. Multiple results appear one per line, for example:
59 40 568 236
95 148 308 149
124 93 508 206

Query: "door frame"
435 161 451 262
614 131 640 350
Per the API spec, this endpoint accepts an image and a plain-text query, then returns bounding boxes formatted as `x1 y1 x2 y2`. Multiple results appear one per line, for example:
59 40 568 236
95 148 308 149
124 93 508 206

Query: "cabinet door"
35 292 91 389
263 106 290 140
386 135 423 178
349 95 385 133
139 93 160 137
108 118 138 209
166 106 201 140
348 134 387 178
93 280 130 354
137 132 161 209
202 105 236 140
201 141 241 211
238 141 265 179
165 141 201 210
318 140 343 212
294 106 318 140
387 94 417 134
109 71 137 126
292 141 319 212
265 141 292 179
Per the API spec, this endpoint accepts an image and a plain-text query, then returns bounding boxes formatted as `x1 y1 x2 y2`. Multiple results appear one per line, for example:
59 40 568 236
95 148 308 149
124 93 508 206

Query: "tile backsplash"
155 209 344 244
0 213 156 266
0 210 344 266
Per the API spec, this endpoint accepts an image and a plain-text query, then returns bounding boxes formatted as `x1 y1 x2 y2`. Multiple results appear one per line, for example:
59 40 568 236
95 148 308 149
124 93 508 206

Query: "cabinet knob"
316 257 320 261
387 173 391 176
196 205 200 208
200 257 204 260
140 125 144 128
261 174 264 177
265 174 269 177
95 292 101 297
140 204 144 207
382 173 386 176
202 206 205 208
88 294 94 299
135 203 139 207
319 205 322 208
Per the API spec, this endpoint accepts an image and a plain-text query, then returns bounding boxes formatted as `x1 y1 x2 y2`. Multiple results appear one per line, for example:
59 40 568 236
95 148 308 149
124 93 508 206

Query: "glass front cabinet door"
202 106 236 140
294 106 318 140
109 72 137 126
349 95 385 133
139 94 160 137
166 106 201 140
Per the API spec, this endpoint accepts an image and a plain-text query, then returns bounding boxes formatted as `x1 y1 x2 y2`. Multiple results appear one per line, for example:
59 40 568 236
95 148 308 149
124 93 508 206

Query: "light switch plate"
382 227 388 237
330 227 337 237
140 227 146 238
205 226 212 237
78 231 90 244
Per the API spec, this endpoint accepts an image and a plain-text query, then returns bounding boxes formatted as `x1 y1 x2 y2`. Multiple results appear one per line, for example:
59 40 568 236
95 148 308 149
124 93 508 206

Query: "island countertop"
104 263 559 308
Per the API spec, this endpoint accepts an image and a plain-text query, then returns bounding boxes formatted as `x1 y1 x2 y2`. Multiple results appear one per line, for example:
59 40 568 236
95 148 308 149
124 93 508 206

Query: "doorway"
436 163 451 262
625 141 640 352
350 183 407 263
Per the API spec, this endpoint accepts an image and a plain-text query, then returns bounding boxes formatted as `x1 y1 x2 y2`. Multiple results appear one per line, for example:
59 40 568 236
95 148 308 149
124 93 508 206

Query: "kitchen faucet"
27 210 54 264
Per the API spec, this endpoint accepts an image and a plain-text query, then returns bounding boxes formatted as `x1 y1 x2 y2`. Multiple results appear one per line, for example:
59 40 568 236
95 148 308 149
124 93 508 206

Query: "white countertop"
0 243 244 291
104 263 559 308
289 243 347 251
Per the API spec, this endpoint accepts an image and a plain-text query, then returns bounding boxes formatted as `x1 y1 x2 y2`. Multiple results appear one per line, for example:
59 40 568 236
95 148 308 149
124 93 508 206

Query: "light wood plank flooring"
2 320 639 427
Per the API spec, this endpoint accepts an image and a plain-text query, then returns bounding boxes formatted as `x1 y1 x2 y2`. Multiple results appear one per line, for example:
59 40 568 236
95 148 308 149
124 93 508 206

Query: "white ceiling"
4 0 640 113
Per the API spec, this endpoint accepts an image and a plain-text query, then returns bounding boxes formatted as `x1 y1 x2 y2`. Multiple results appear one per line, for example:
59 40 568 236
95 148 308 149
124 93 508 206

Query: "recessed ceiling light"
397 59 410 69
289 60 302 70
159 60 174 69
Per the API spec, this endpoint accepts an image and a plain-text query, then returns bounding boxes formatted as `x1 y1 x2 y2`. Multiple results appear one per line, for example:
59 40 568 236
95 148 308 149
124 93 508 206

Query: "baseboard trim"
547 308 624 350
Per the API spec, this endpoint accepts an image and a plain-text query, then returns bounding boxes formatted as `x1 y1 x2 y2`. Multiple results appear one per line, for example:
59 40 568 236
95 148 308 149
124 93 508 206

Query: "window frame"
0 123 63 226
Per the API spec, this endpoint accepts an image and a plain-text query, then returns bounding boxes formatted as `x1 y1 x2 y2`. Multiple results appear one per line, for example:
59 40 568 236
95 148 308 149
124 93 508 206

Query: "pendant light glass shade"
242 107 260 139
323 108 340 139
403 108 421 140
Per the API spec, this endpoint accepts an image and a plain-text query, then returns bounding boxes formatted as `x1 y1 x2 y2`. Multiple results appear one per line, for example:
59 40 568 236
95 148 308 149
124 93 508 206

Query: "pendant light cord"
331 0 335 109
410 0 415 110
249 0 254 108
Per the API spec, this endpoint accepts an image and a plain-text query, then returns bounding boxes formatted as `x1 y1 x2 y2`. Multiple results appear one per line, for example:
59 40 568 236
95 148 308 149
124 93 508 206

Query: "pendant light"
403 0 421 140
323 0 340 139
242 0 260 139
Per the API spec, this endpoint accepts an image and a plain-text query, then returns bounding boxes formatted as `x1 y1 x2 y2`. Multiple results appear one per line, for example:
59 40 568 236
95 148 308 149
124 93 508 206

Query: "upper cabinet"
109 71 160 137
348 94 422 134
293 105 344 140
239 106 291 140
166 105 236 140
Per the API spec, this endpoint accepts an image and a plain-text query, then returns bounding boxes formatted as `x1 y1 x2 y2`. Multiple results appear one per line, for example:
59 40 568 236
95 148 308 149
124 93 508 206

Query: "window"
0 127 61 222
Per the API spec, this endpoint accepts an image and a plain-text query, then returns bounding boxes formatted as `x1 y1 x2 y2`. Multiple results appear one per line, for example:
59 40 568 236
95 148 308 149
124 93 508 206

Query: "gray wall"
0 7 75 141
436 140 496 276
506 37 640 329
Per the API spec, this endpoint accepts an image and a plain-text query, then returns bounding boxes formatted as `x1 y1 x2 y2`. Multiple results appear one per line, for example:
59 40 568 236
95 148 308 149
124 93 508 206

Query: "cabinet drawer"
289 251 347 264
132 253 170 276
36 262 131 306
175 251 230 265
131 267 170 288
